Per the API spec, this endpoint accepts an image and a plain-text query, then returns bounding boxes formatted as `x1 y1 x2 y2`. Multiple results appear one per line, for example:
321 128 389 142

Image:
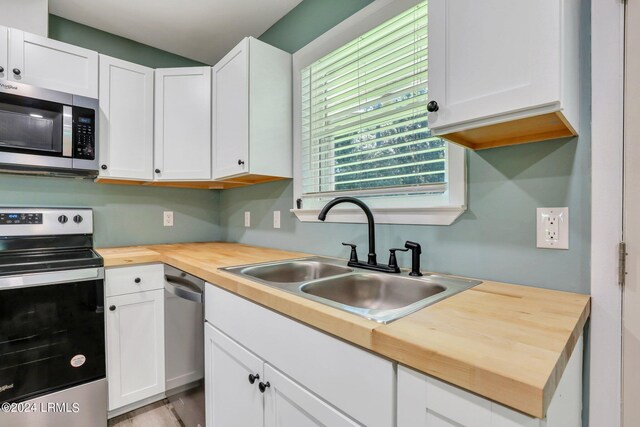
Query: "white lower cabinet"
205 284 395 427
205 283 583 427
397 336 584 427
205 323 359 427
263 364 359 427
205 324 263 427
105 265 165 413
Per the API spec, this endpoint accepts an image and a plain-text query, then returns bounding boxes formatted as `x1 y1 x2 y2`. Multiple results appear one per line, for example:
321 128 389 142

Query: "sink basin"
240 260 352 283
222 256 481 323
301 274 446 310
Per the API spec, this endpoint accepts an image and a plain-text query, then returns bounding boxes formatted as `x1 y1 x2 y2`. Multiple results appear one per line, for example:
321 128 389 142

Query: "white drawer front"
205 283 394 427
106 264 164 297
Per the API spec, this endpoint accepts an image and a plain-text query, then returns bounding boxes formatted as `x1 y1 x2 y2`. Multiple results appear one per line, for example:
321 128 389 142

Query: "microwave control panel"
73 107 96 161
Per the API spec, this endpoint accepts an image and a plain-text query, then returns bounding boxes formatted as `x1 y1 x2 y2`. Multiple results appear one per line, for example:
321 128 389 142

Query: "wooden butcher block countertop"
97 242 590 418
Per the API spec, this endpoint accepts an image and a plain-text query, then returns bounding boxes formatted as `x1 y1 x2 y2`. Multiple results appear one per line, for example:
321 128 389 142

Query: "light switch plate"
163 211 174 227
536 207 568 249
244 211 250 228
273 211 281 229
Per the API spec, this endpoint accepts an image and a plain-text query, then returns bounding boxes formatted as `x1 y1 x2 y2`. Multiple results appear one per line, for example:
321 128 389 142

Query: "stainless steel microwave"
0 81 99 177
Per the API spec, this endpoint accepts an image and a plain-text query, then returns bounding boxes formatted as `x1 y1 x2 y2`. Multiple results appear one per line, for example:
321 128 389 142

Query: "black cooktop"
0 234 103 277
0 248 103 276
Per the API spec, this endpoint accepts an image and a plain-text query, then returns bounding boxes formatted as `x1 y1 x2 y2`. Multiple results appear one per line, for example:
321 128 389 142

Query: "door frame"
622 0 640 424
590 0 625 426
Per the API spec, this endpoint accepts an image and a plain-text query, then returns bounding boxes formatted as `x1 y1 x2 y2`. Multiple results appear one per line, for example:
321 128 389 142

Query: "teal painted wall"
0 15 218 248
48 15 205 67
260 0 374 53
219 0 592 295
0 175 220 247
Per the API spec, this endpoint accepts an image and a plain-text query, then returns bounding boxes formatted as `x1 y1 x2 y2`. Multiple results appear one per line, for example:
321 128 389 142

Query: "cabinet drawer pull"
238 159 245 166
109 305 116 311
155 168 161 174
12 68 21 76
258 381 270 393
134 277 141 284
0 66 4 73
101 164 107 170
248 373 260 384
427 100 439 112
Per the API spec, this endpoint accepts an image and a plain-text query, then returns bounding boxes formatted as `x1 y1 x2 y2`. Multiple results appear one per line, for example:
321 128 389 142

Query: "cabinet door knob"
238 159 245 166
109 305 116 311
134 277 141 284
258 381 270 393
155 168 161 174
248 373 260 384
12 68 21 76
101 164 108 170
0 66 4 73
427 100 439 112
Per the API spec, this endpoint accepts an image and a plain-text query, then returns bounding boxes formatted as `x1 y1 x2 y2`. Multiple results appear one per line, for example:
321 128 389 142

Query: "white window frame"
291 0 467 226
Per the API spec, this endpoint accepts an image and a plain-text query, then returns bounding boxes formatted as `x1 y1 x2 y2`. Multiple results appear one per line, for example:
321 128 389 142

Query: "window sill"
291 205 466 226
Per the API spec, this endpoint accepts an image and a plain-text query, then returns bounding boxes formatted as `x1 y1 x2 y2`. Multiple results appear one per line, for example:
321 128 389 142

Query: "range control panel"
0 209 93 236
0 213 43 225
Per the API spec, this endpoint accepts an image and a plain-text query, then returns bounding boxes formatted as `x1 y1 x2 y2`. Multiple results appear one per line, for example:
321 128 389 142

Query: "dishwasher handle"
165 275 203 303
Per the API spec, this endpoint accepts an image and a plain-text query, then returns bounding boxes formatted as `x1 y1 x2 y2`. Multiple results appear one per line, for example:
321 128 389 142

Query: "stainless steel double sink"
222 257 481 323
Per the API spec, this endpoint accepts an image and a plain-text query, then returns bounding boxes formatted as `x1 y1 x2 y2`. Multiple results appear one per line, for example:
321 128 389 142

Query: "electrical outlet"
536 207 568 249
163 211 174 227
273 211 281 229
244 211 251 228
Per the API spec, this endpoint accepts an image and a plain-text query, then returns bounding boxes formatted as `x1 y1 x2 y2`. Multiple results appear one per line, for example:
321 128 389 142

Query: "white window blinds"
300 1 446 200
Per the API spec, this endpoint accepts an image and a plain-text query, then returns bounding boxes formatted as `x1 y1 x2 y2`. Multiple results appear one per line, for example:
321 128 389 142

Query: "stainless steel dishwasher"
164 265 205 427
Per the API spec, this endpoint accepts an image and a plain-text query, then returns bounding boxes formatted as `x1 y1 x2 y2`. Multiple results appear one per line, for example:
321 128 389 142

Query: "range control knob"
58 215 68 224
73 215 83 224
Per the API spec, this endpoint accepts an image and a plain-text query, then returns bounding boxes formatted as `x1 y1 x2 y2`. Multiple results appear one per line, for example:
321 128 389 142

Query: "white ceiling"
48 0 303 64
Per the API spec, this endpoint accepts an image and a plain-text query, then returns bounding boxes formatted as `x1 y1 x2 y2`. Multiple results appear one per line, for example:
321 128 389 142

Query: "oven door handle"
0 267 104 290
165 275 203 303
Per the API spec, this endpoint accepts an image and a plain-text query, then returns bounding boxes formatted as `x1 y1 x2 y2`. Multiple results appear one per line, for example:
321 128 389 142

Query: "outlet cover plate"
537 207 568 249
244 211 250 228
273 211 281 229
163 211 174 227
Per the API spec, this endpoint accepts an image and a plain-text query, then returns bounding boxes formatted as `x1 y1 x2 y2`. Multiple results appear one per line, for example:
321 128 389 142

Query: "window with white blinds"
300 0 446 201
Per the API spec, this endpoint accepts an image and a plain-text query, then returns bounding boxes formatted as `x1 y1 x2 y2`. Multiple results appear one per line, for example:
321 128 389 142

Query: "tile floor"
108 400 183 427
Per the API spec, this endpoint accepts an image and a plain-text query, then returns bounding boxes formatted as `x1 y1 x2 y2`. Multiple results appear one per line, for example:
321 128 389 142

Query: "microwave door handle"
165 276 203 303
62 105 72 157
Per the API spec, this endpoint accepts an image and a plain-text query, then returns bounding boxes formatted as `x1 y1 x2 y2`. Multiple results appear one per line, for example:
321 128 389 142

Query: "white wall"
0 0 48 36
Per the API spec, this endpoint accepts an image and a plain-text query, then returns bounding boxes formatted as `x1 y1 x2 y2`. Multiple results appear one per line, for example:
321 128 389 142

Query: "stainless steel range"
0 208 106 427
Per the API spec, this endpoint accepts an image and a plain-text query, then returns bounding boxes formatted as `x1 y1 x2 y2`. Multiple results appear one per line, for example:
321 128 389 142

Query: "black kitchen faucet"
318 197 422 275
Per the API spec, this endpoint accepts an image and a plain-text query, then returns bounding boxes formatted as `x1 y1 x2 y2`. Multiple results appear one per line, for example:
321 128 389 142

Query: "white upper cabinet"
99 55 154 180
7 29 98 98
427 0 580 149
212 37 292 181
0 26 7 80
154 67 211 181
